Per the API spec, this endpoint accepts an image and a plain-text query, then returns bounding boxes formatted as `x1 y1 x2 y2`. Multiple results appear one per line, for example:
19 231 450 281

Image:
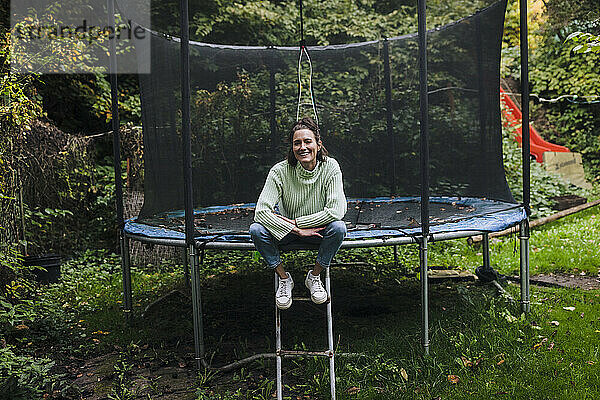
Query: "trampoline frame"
108 0 532 371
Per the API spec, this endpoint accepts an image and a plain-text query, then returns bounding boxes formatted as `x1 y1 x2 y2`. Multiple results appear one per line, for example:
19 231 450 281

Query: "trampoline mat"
125 197 526 242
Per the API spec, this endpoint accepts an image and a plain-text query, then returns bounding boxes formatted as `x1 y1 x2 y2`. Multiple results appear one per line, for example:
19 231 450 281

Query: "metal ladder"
274 267 336 400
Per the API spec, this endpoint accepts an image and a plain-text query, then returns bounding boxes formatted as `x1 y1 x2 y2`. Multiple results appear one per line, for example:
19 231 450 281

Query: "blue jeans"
249 221 347 269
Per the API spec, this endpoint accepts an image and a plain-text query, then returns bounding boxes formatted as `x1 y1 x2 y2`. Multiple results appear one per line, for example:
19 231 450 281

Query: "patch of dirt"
71 351 198 400
527 273 600 290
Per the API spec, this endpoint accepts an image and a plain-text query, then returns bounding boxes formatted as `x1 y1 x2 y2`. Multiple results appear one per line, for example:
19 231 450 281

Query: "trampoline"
108 0 534 375
124 197 526 247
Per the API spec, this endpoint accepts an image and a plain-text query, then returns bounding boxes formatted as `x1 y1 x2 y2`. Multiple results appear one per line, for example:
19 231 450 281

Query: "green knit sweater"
254 158 347 240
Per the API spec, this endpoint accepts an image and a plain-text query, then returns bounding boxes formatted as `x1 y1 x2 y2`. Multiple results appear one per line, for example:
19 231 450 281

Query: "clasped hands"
275 214 324 238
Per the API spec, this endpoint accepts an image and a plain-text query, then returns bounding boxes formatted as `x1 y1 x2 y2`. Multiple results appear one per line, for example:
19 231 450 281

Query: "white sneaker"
305 270 328 304
276 273 294 309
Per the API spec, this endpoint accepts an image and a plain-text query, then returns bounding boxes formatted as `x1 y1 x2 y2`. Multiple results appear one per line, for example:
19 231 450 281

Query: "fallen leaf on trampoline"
447 375 460 384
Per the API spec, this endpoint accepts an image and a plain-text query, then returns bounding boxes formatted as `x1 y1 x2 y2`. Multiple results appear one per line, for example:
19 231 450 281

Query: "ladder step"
278 349 333 358
289 296 331 303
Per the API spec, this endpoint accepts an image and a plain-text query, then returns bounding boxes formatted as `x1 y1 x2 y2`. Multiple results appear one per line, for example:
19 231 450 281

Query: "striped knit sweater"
254 158 347 240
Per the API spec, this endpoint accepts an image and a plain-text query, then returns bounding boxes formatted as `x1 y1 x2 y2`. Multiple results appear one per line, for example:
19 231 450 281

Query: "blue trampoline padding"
123 197 526 242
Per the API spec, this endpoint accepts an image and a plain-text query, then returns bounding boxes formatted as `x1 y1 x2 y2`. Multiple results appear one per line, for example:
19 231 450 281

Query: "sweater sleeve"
295 166 347 228
254 167 295 241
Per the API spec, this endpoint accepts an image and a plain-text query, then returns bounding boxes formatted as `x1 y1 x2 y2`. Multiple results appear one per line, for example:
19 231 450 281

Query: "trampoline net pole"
417 0 430 238
109 0 130 321
120 234 132 315
107 0 124 229
382 38 396 196
482 233 491 271
180 0 195 245
268 48 278 153
519 0 531 315
519 220 530 313
189 244 207 367
418 0 430 354
520 0 530 215
420 237 430 353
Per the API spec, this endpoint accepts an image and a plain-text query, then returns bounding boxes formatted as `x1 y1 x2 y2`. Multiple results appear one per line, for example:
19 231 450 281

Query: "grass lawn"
3 205 600 399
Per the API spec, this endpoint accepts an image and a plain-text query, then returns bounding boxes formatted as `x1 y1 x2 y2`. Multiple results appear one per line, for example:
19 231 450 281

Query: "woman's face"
292 128 321 171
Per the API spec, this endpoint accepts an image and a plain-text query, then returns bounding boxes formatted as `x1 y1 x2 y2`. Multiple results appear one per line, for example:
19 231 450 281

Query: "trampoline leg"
519 220 530 313
120 234 132 319
324 268 336 400
394 245 398 268
482 233 491 271
183 247 190 288
189 244 207 368
419 237 430 355
275 274 283 400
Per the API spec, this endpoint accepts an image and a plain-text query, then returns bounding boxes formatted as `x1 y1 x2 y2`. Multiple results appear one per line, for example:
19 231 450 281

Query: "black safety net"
117 0 516 233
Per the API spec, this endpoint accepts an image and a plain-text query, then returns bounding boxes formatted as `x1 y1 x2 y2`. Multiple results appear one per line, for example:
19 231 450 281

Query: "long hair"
287 116 329 166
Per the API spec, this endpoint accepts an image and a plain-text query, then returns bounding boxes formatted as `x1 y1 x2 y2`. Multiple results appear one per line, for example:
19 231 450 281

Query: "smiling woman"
250 116 347 309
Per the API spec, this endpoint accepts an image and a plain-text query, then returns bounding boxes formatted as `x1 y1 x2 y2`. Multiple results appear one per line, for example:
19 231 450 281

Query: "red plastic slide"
500 87 569 163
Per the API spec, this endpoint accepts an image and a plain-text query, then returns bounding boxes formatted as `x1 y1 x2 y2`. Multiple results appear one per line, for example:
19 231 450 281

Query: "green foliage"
0 245 70 399
566 31 600 54
425 205 600 277
543 0 599 32
500 0 600 180
528 31 600 178
89 75 141 125
0 30 45 246
0 345 58 400
191 0 492 45
501 0 546 80
502 122 590 218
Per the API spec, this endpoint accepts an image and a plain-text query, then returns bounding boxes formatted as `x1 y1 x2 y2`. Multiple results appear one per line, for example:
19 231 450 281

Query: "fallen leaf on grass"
460 356 472 368
549 321 560 326
533 338 547 350
562 307 575 311
448 375 460 384
497 359 505 366
15 324 29 330
400 367 408 382
586 361 595 365
347 386 360 394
